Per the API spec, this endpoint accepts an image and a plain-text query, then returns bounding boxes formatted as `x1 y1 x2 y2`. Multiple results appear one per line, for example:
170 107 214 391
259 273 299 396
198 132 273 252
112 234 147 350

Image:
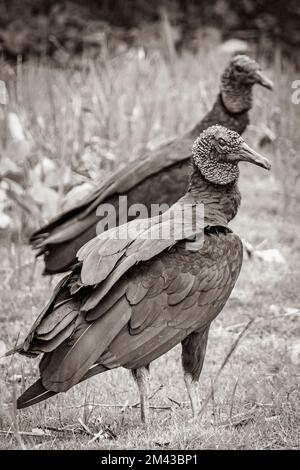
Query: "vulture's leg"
181 326 210 418
131 365 150 424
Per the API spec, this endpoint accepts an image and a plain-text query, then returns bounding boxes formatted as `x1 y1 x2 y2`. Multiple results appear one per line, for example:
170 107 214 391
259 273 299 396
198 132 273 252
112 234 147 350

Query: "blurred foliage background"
0 0 299 64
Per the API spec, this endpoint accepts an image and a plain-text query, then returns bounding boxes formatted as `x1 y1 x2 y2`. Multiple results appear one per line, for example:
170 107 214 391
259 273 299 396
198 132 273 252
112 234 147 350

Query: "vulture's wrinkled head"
220 55 273 113
192 125 271 185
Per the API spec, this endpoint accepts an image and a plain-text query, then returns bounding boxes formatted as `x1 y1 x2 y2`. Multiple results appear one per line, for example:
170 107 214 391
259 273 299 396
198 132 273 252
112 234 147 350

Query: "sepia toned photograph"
0 0 299 456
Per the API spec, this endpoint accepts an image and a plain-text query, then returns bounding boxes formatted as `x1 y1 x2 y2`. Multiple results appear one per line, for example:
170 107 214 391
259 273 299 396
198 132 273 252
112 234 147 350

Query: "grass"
0 42 300 449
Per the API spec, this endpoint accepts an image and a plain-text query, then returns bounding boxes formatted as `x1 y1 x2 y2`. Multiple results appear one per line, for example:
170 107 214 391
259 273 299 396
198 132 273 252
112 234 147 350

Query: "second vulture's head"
220 54 273 113
192 125 271 185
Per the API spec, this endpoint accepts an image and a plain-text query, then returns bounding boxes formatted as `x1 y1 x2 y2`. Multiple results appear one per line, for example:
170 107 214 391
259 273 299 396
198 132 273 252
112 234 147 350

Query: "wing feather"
41 296 131 392
85 282 126 321
35 300 79 338
29 322 77 354
80 249 126 285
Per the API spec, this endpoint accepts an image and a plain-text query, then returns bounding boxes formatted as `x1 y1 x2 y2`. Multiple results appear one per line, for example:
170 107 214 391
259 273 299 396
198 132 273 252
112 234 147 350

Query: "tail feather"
79 363 108 381
17 364 108 409
17 379 57 409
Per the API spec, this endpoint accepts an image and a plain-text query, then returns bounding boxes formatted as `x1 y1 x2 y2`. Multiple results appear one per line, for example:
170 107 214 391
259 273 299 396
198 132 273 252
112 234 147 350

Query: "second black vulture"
30 55 273 274
12 125 271 423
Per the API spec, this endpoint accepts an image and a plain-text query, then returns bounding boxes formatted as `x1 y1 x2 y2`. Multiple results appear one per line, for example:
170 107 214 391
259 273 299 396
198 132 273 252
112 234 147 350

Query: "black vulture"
12 125 271 422
30 55 273 274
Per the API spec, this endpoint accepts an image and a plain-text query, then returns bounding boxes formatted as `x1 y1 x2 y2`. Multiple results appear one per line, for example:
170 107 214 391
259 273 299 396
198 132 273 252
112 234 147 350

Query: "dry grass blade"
218 405 257 428
87 429 104 444
0 430 53 438
10 380 26 449
78 418 93 436
198 318 254 418
229 378 240 420
167 396 182 407
132 384 164 408
88 426 116 444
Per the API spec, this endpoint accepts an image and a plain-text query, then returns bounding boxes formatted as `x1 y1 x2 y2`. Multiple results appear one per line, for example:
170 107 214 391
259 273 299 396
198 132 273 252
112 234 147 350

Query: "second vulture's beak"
254 70 274 90
238 142 271 170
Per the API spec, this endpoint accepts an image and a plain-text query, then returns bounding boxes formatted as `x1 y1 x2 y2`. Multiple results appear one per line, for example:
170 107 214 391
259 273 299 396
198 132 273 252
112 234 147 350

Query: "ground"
0 44 299 450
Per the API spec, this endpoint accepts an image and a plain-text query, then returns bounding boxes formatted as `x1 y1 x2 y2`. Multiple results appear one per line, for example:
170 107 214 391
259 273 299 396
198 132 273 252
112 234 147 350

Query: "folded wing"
19 226 242 398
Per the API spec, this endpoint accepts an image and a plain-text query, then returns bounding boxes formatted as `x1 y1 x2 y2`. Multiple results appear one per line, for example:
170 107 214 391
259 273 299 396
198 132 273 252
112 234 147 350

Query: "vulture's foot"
132 366 150 425
184 373 200 418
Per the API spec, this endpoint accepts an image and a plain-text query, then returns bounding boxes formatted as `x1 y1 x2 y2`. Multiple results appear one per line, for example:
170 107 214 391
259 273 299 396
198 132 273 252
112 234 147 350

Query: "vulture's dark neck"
220 81 253 114
190 93 250 138
188 161 241 227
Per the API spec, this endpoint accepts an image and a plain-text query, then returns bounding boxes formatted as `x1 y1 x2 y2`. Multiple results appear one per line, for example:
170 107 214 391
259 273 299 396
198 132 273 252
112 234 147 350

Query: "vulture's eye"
235 65 243 73
218 138 226 147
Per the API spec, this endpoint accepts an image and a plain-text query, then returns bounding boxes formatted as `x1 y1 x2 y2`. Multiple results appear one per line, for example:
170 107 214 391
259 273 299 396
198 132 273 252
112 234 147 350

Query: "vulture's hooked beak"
254 70 274 90
239 142 271 170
